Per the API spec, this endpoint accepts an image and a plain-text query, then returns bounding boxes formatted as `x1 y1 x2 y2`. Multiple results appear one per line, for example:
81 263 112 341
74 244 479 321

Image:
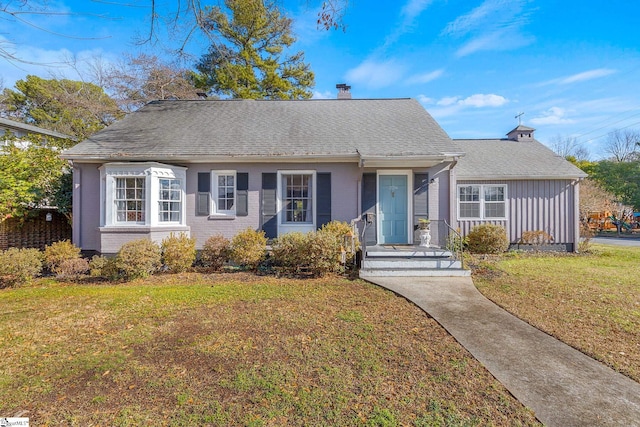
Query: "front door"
379 175 408 244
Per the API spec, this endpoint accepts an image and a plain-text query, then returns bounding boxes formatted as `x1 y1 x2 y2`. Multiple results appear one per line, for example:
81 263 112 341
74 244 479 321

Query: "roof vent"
336 83 351 100
507 125 535 142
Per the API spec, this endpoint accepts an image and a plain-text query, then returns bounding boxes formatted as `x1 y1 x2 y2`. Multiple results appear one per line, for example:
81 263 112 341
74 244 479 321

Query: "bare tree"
103 54 201 112
1 1 349 63
549 134 590 160
603 129 640 162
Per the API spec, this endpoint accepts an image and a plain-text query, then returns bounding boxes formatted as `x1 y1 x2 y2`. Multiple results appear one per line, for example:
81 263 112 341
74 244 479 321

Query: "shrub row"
0 221 359 286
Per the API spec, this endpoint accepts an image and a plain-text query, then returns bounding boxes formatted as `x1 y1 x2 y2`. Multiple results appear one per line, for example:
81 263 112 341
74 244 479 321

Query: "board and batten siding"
455 179 578 249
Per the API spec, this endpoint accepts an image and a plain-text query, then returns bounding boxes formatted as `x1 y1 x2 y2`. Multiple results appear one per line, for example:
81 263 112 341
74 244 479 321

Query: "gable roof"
0 117 72 140
454 138 587 180
62 99 463 164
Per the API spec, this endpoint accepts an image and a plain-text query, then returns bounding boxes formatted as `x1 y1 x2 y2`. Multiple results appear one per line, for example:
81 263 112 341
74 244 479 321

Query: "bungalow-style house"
61 90 587 271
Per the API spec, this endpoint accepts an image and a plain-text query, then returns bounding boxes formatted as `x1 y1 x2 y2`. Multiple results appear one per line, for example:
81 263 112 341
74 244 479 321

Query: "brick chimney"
336 83 351 100
507 125 535 142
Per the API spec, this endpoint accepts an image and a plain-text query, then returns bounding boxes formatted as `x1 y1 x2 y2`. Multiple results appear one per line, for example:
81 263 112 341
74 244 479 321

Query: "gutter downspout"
71 161 81 249
573 178 582 252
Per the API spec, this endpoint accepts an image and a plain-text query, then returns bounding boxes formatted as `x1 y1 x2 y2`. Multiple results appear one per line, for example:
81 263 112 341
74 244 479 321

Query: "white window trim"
277 170 316 235
457 184 508 220
211 170 237 217
100 162 187 227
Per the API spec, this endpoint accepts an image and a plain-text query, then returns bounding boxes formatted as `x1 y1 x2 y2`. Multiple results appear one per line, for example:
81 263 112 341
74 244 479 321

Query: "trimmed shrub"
271 232 309 275
200 234 231 270
229 228 267 270
271 230 342 277
320 220 359 264
467 224 509 254
43 240 81 274
115 238 161 280
161 232 196 273
0 248 43 287
56 258 90 280
89 255 119 280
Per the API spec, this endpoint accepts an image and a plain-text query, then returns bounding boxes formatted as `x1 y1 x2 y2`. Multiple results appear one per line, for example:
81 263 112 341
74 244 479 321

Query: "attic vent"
336 83 351 100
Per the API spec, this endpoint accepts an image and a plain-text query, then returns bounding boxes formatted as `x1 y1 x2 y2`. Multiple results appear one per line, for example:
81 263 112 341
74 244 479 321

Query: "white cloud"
418 93 508 118
442 0 535 57
344 59 407 89
406 69 444 84
530 107 575 125
401 0 434 22
312 90 334 99
458 93 508 107
540 68 617 86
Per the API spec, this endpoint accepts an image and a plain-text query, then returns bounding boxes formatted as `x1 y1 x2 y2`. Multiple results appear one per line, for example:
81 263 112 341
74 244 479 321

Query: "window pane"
158 178 181 222
485 202 506 218
484 186 505 202
460 202 480 218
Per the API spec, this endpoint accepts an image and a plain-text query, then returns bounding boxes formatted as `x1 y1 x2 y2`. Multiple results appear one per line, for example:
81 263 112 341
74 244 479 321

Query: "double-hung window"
158 178 182 223
115 177 146 223
212 171 236 216
282 173 313 223
458 184 507 220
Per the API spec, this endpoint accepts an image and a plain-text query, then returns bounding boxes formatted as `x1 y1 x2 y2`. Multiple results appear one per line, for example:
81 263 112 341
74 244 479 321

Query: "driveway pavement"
592 236 640 247
366 276 640 426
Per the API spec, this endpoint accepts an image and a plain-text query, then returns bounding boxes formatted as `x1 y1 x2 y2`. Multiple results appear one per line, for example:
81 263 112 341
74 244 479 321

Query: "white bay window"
101 162 187 227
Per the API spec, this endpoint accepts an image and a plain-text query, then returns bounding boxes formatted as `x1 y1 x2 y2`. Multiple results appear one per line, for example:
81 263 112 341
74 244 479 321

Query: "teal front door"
379 175 408 244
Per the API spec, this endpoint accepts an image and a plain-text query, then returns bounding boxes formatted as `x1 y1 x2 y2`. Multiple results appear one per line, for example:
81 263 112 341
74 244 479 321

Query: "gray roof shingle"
454 138 587 179
63 98 461 161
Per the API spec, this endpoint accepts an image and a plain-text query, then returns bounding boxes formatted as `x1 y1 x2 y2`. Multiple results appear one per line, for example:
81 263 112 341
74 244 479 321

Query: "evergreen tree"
194 0 314 99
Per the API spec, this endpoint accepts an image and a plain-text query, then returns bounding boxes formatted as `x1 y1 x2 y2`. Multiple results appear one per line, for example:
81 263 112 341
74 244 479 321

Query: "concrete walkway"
366 276 640 427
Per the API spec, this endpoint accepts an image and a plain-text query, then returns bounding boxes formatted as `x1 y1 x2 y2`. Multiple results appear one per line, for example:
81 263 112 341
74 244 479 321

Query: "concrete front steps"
359 245 470 278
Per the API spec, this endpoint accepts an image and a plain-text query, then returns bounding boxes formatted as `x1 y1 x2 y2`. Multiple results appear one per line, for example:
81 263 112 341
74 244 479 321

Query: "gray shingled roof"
0 117 72 140
454 138 587 179
63 99 461 161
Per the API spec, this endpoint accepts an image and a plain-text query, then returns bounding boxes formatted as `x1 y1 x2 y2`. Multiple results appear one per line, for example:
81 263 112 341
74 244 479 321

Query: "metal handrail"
443 219 464 269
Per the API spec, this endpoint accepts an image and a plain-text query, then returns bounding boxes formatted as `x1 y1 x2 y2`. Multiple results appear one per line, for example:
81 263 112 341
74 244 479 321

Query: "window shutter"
261 173 278 239
361 173 377 246
413 173 429 228
236 172 249 217
197 172 210 216
316 172 331 229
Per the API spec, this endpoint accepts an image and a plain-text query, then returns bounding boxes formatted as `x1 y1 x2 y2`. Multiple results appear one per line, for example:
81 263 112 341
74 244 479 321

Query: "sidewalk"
366 276 640 427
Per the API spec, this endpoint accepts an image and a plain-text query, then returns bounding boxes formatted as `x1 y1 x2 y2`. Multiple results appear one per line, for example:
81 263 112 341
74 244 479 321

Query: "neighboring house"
0 117 73 251
61 90 587 255
1 117 70 147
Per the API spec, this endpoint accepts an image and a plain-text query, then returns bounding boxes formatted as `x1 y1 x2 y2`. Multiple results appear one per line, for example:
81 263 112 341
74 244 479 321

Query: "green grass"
0 273 538 426
473 244 640 382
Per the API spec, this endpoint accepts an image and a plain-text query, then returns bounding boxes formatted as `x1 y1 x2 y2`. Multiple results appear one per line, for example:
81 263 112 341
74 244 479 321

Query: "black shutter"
361 173 377 246
316 172 331 229
197 172 210 216
261 173 278 239
414 173 429 228
236 172 249 217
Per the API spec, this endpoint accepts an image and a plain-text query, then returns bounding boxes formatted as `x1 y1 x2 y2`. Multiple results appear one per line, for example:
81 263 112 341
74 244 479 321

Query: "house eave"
61 153 363 164
457 174 587 181
360 153 463 168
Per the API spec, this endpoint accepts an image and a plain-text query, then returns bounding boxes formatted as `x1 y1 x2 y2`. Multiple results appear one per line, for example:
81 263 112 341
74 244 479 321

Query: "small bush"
43 240 81 274
271 232 309 275
89 255 120 280
579 222 595 253
271 230 342 277
200 234 231 270
467 224 509 254
56 258 90 280
445 228 468 254
115 238 161 280
161 232 196 273
229 228 267 270
0 248 43 287
320 220 359 264
519 230 554 246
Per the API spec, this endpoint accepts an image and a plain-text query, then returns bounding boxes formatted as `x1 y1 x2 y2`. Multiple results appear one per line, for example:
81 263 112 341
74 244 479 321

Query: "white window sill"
208 214 236 220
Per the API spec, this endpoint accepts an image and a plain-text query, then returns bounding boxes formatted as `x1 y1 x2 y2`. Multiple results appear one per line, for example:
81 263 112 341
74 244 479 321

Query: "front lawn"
0 273 537 426
473 244 640 383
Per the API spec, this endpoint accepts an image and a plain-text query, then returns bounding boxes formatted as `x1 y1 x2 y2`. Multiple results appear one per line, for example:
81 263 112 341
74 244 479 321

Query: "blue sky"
2 0 640 158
